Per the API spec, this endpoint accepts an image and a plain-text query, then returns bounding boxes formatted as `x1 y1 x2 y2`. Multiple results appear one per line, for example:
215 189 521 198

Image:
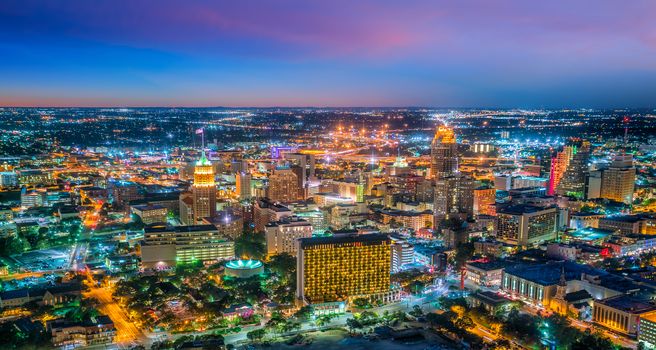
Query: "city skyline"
2 0 656 108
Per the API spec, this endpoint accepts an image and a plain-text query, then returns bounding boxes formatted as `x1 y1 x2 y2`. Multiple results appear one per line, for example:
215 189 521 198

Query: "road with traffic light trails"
83 282 147 346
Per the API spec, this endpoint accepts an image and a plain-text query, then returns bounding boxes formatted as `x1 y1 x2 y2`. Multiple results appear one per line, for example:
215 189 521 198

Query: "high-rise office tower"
267 167 299 203
235 172 252 200
557 140 590 198
430 126 458 180
434 174 475 225
296 233 391 304
547 148 570 196
284 152 316 188
601 154 636 204
192 151 217 223
473 186 496 216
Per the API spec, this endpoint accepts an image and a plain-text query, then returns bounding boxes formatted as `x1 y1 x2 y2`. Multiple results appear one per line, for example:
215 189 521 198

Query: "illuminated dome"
224 259 264 278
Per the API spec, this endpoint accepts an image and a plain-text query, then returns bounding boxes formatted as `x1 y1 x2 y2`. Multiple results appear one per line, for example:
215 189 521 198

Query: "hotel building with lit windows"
296 234 395 305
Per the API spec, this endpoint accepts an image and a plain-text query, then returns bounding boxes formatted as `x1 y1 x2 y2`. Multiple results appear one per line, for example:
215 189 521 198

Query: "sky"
1 0 655 108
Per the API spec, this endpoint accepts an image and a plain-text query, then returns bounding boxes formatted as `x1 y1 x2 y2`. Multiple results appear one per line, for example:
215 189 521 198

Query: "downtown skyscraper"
192 151 217 223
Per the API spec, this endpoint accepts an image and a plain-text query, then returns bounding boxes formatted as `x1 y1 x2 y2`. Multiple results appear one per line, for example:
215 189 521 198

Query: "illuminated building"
0 205 13 221
547 148 569 196
594 296 656 336
391 238 414 272
47 315 116 347
312 192 354 207
224 259 264 279
265 216 313 256
430 126 458 180
329 203 367 229
466 261 506 288
0 171 18 188
586 170 603 199
600 154 636 204
130 204 167 225
293 209 327 235
109 181 143 210
639 313 656 348
471 143 495 153
415 179 435 203
296 234 392 304
140 224 234 269
235 172 252 200
434 174 475 225
267 167 299 203
556 140 590 198
496 205 557 247
18 170 55 187
389 156 410 177
512 176 548 190
473 187 496 216
380 209 434 231
179 192 194 226
192 151 217 223
494 175 512 191
599 215 644 235
21 189 45 208
284 152 316 191
253 198 292 232
202 209 243 240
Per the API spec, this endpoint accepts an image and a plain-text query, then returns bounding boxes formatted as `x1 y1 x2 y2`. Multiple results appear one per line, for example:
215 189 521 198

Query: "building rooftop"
257 198 291 212
504 261 599 286
298 233 389 248
131 204 166 211
566 227 613 241
596 295 656 314
265 216 311 227
497 204 555 215
467 260 508 271
600 215 643 223
472 291 513 306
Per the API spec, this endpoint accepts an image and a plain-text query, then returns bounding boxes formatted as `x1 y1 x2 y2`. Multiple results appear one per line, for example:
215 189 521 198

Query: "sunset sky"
1 0 655 107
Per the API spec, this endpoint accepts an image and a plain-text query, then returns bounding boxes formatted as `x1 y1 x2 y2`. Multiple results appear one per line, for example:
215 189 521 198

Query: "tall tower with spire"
192 151 216 223
430 125 458 180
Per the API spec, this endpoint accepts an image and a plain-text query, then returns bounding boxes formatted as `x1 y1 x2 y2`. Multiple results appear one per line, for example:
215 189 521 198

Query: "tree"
454 242 475 268
352 297 371 309
235 232 266 259
410 304 424 317
294 305 313 321
267 253 296 277
346 318 363 333
246 328 266 343
455 315 474 330
571 332 615 350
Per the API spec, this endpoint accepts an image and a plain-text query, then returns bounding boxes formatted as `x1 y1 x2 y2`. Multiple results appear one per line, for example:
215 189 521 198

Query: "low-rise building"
466 261 506 288
47 315 116 347
593 296 656 336
131 204 168 224
599 215 644 235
